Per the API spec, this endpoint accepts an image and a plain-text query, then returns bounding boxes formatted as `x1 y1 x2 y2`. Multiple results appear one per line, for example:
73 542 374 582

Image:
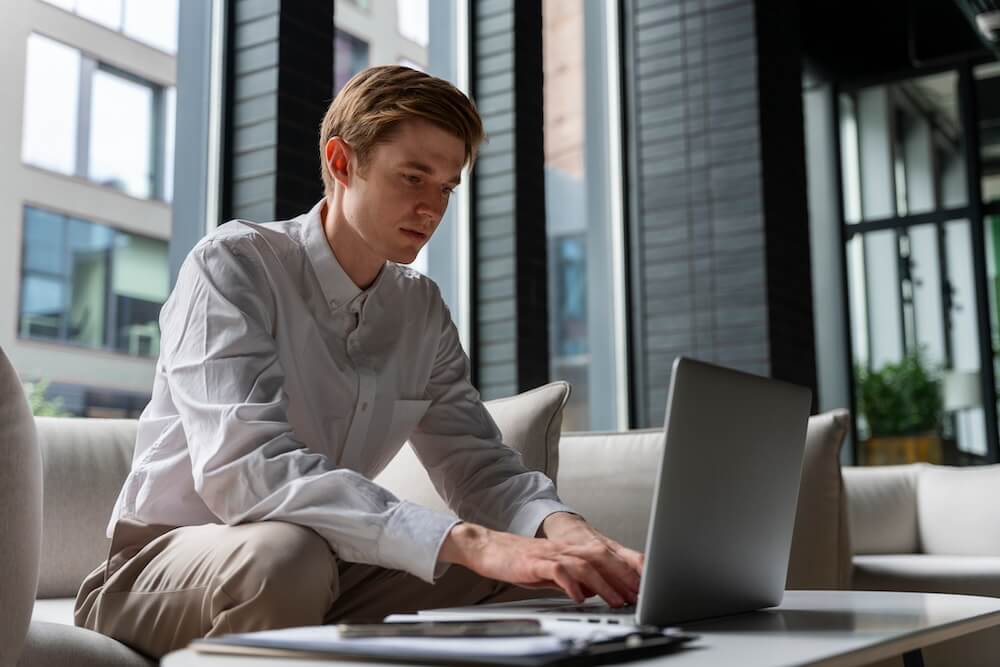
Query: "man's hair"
319 65 485 197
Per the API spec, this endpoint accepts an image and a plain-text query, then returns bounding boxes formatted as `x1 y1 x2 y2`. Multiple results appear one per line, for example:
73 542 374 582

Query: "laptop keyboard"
541 603 637 615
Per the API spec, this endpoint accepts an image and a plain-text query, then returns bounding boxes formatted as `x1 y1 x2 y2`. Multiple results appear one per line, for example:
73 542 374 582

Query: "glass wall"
542 0 626 431
978 63 1000 208
19 206 169 359
22 33 175 201
840 71 993 463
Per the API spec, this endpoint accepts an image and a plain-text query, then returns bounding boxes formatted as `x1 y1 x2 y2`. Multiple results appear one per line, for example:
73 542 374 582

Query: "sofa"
844 463 1000 667
3 342 855 666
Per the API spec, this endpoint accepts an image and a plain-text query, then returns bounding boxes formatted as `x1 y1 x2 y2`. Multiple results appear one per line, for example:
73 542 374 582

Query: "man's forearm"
438 522 489 567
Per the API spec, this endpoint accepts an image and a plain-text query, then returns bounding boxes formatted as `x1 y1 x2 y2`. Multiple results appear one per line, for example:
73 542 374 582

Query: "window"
19 206 169 359
334 29 369 92
977 63 1000 208
40 0 179 53
21 33 175 201
397 0 429 47
542 0 627 431
838 72 995 462
22 34 80 175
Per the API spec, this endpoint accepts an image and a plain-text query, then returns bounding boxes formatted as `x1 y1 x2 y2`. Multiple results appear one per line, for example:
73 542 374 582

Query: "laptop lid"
635 357 812 625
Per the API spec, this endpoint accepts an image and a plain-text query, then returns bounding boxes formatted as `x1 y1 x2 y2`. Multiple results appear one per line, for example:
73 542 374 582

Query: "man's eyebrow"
400 160 462 186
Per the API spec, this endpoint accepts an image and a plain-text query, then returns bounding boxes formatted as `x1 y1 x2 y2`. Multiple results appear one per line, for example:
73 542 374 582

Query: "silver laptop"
422 356 812 627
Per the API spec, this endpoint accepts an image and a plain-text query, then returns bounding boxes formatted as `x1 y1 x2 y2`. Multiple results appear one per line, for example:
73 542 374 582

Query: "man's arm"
161 238 459 583
406 292 643 605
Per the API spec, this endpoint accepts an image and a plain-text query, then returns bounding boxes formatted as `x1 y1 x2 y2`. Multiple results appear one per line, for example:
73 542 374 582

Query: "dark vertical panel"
225 0 333 223
470 0 549 400
623 0 817 427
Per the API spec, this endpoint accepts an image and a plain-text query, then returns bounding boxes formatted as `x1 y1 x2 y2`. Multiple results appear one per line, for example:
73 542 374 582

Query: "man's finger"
547 562 586 603
567 558 625 608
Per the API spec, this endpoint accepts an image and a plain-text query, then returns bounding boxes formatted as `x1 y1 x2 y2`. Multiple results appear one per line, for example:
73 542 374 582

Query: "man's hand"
439 517 645 608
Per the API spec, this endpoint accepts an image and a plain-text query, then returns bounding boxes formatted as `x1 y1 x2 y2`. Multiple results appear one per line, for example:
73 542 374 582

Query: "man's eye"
442 186 455 196
404 174 421 185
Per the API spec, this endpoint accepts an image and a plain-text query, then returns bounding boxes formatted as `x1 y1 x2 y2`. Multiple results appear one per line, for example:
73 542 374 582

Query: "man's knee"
213 521 338 631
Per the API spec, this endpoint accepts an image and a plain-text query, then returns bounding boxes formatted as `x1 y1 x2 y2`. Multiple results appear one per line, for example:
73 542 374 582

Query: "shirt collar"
302 199 388 310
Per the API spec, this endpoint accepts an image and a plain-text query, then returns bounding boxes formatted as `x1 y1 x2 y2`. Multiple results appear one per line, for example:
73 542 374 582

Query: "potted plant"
855 351 944 465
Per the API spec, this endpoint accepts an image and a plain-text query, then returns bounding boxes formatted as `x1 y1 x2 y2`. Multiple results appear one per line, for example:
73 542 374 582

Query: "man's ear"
325 137 353 188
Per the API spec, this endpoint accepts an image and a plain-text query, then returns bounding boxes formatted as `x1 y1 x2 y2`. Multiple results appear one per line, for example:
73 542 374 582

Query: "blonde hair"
319 65 485 197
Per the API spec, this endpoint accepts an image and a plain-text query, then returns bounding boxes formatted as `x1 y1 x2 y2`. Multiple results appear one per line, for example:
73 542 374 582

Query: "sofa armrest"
843 464 922 555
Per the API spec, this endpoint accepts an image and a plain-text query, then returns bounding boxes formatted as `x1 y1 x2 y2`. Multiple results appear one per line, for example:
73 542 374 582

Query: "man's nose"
416 198 445 221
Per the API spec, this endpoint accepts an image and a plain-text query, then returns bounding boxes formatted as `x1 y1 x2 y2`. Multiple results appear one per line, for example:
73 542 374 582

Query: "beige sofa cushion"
375 381 570 515
0 347 42 666
786 408 852 590
555 429 663 552
918 464 1000 557
844 464 922 555
35 418 137 598
853 554 1000 597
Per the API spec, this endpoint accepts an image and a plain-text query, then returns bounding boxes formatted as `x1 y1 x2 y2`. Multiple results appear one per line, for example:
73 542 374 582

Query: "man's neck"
320 198 384 290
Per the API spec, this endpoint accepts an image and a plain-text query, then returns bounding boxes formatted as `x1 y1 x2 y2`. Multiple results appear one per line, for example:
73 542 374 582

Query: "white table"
163 590 1000 666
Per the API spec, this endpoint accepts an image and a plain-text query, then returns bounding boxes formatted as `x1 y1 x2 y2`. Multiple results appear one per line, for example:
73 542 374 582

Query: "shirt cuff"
506 499 579 538
377 500 462 583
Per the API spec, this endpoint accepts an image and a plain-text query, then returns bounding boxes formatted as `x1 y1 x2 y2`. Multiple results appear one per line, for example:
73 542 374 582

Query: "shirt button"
361 402 368 412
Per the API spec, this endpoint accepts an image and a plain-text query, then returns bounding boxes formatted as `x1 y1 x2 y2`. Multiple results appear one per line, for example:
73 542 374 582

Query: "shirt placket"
342 297 375 468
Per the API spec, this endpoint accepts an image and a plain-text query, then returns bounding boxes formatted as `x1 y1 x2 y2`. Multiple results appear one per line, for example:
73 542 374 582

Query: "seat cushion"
0 346 42 667
853 554 1000 597
32 598 77 626
19 621 154 667
375 381 570 515
34 417 138 598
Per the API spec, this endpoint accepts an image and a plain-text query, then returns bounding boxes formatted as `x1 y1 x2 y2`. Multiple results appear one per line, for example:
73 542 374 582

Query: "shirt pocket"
370 399 431 475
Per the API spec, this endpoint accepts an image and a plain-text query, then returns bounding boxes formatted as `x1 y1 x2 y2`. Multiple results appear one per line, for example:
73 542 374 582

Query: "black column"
622 0 817 427
224 0 334 223
469 0 549 399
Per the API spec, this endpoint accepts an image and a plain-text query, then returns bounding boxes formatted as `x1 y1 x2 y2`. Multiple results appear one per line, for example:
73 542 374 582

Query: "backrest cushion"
35 417 137 598
375 382 570 515
786 408 852 590
0 347 42 666
555 429 664 552
843 464 922 554
918 463 1000 556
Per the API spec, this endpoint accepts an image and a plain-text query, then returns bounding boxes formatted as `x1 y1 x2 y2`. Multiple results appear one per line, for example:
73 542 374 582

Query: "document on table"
189 619 693 665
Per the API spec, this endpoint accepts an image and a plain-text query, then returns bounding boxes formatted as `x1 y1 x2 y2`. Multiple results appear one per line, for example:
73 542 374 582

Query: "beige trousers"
74 520 541 659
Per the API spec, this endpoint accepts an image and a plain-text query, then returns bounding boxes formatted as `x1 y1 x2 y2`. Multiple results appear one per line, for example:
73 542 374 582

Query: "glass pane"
22 33 80 175
977 63 1000 207
40 0 78 10
20 275 66 340
67 219 113 348
89 69 154 198
843 72 965 222
111 234 168 357
77 0 123 30
334 29 369 93
23 207 67 275
543 0 623 430
853 221 988 463
122 0 178 53
397 0 429 47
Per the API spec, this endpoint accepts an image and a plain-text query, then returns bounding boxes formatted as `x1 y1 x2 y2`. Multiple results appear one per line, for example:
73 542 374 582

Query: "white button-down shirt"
109 200 574 583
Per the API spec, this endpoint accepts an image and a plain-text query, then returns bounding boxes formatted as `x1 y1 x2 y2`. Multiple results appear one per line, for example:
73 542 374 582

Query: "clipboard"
190 626 697 666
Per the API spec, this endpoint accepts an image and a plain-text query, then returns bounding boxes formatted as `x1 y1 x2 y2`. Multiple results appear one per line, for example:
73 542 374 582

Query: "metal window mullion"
151 86 166 201
76 55 97 181
959 64 1000 463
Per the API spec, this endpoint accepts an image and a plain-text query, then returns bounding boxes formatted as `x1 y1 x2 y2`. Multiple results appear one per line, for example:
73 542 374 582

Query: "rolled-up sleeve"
163 239 458 583
407 300 577 537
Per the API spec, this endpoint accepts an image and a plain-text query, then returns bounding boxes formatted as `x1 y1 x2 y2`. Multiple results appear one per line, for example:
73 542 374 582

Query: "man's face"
340 119 465 265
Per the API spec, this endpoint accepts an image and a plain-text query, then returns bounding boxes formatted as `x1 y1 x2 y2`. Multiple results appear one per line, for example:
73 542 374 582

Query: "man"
74 66 643 659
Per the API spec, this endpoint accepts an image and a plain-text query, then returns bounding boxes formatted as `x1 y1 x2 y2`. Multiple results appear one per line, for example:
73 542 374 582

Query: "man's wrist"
438 522 488 567
539 511 586 538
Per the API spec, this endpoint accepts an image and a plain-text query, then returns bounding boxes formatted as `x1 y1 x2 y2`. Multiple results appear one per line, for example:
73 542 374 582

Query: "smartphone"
337 618 545 639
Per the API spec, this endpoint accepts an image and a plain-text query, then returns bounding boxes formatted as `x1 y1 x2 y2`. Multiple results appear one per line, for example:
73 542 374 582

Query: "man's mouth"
401 228 427 241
